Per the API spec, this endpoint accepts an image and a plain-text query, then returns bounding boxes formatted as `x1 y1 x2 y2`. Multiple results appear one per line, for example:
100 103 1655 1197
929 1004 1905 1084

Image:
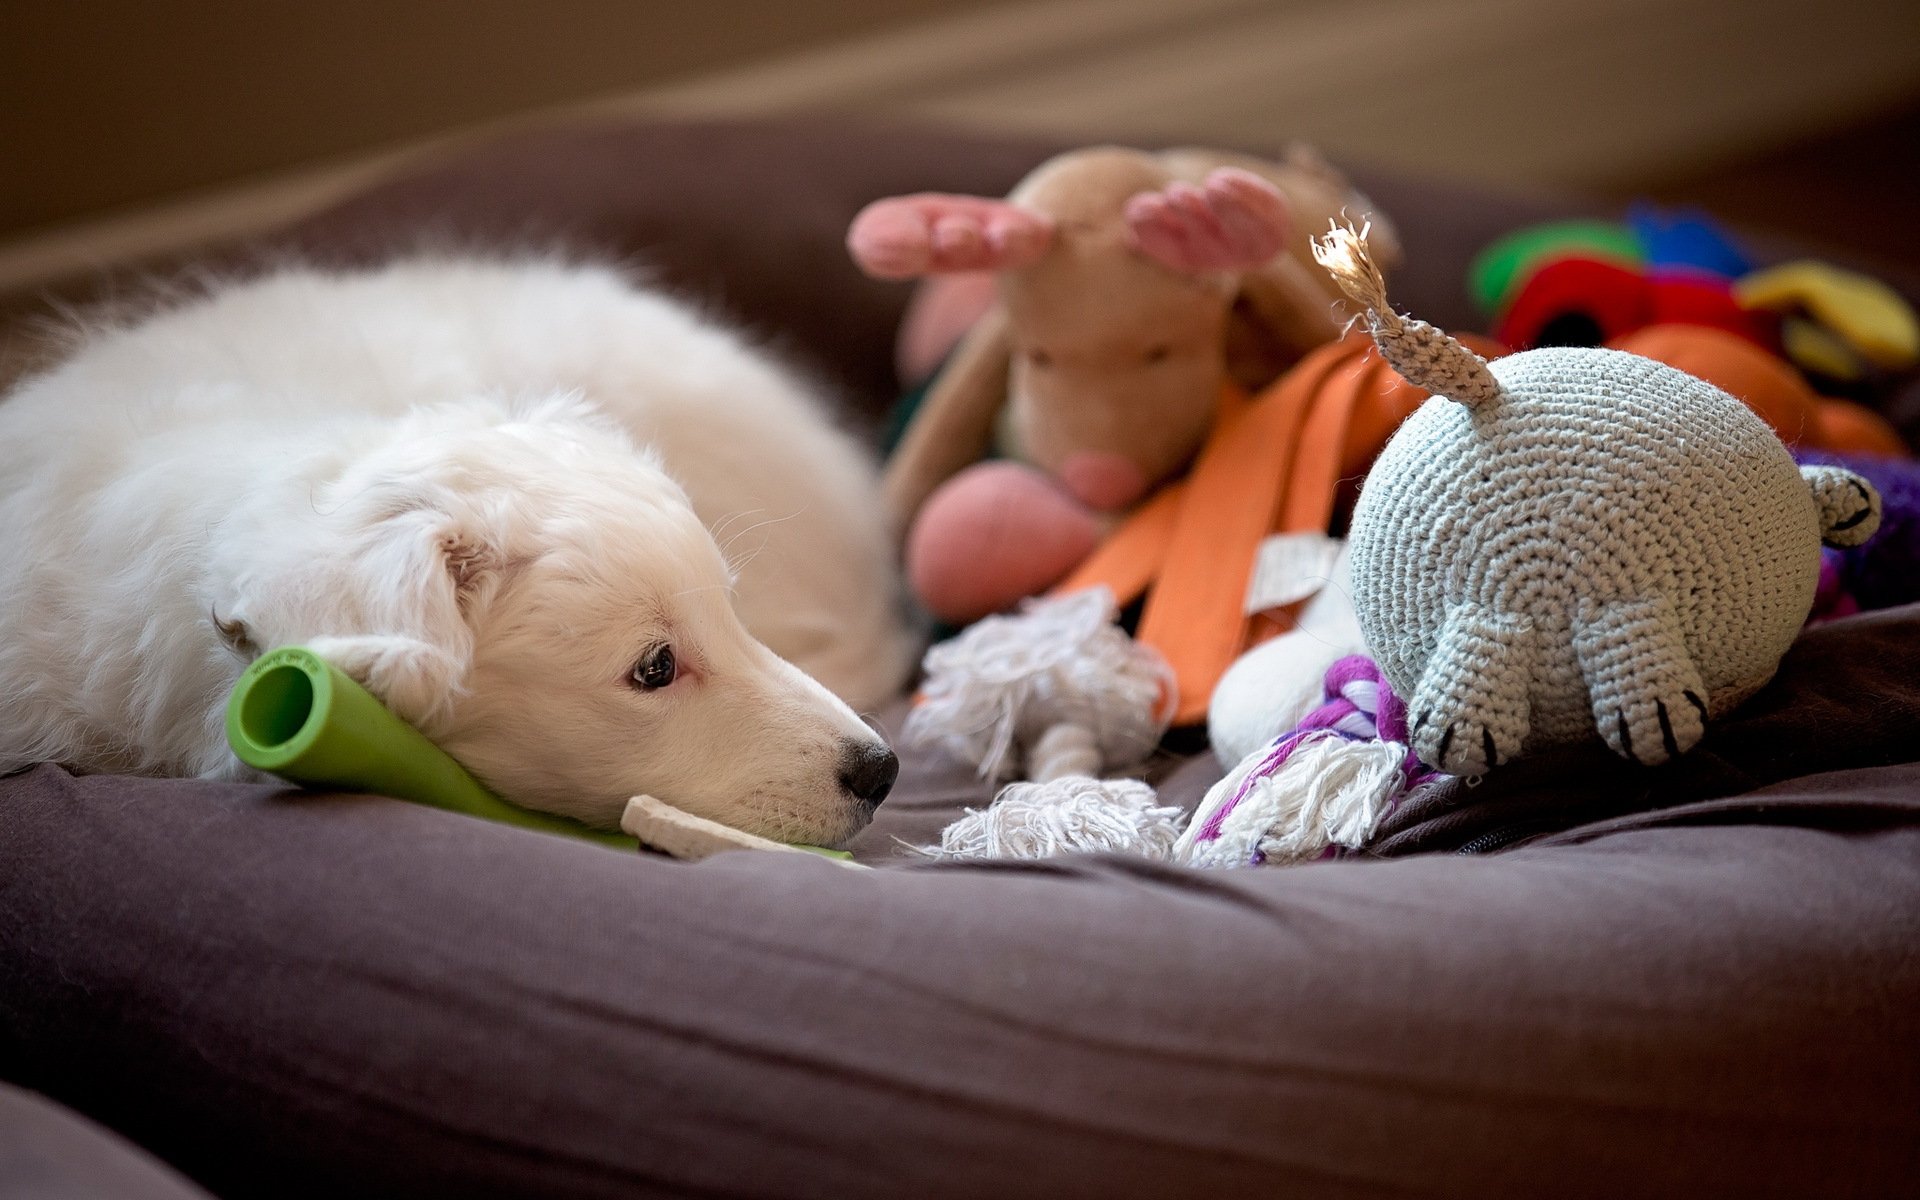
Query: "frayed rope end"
918 776 1184 861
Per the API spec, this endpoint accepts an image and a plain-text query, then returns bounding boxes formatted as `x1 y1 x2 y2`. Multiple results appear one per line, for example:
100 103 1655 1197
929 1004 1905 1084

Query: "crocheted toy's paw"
1406 609 1536 775
1124 168 1290 274
1575 595 1710 766
1598 683 1709 766
1802 464 1882 549
1408 695 1525 776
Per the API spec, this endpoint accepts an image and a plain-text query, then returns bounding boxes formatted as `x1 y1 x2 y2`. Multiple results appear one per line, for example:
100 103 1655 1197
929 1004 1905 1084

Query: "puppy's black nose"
838 740 899 810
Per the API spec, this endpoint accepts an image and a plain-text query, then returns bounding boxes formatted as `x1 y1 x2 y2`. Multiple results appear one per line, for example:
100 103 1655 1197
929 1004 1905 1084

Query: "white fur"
0 257 918 844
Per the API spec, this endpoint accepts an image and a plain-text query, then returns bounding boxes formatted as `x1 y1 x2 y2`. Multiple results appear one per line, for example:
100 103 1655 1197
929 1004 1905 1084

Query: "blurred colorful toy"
1475 208 1919 370
1475 205 1768 351
1468 218 1643 315
1627 202 1754 279
1493 255 1771 351
1609 325 1906 456
1474 207 1918 454
1471 205 1752 319
1738 260 1920 383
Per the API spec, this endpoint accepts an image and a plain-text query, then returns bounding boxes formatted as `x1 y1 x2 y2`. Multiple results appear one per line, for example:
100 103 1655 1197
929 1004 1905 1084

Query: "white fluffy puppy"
0 258 918 844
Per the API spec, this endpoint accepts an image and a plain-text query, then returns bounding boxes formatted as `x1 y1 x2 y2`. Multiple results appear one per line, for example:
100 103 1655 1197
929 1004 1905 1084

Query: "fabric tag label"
1244 532 1342 614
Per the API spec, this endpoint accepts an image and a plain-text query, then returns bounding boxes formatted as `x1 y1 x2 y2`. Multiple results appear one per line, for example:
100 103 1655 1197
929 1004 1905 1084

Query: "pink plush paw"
906 462 1101 625
847 194 1055 280
1125 168 1291 273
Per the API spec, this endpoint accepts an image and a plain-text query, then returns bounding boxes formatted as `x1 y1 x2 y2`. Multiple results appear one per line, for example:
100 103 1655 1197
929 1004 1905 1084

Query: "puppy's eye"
1143 344 1171 364
630 645 677 691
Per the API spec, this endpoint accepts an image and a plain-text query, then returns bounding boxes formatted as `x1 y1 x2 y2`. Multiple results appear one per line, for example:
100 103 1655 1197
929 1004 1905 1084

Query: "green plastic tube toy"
226 646 637 850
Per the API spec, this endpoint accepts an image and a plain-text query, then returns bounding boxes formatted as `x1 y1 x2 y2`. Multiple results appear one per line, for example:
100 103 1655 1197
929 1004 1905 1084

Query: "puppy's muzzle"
838 740 899 810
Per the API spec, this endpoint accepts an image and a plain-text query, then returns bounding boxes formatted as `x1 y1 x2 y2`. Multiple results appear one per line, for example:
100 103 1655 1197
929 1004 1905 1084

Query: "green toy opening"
237 661 315 750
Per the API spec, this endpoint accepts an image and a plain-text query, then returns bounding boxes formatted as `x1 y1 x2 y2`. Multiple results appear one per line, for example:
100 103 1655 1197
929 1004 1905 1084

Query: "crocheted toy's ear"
1313 222 1504 412
1802 465 1883 548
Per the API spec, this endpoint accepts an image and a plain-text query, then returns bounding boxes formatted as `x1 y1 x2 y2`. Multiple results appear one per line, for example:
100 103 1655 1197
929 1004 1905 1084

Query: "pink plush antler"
847 194 1055 280
1125 168 1291 274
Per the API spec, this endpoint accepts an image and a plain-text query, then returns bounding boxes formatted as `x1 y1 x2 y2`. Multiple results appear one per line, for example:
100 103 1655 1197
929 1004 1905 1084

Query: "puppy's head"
230 396 895 845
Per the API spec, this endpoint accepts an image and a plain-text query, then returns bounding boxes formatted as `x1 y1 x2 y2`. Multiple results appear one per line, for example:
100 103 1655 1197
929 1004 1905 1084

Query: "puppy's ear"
305 507 505 729
305 632 471 728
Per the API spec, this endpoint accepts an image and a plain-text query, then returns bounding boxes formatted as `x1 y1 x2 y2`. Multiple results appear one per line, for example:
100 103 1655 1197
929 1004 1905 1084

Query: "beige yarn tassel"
1313 221 1504 410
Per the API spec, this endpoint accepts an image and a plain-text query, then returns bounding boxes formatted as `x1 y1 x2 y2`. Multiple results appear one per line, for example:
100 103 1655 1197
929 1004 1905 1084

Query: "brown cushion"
4 757 1918 1200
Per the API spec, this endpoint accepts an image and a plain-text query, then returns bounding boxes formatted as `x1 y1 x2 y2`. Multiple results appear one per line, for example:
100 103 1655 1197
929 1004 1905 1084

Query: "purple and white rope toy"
1176 655 1443 868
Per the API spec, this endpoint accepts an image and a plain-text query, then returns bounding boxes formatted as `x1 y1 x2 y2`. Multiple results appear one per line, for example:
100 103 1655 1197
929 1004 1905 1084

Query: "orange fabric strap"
1049 382 1251 605
1275 345 1376 534
1050 480 1186 605
1048 336 1411 727
1138 353 1347 725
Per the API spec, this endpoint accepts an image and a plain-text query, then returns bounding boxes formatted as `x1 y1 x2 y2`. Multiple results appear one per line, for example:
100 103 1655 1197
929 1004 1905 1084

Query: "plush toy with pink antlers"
847 145 1398 625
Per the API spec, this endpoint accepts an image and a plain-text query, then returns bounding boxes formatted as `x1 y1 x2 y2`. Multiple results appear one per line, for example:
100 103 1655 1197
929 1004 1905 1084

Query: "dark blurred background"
2 0 1916 291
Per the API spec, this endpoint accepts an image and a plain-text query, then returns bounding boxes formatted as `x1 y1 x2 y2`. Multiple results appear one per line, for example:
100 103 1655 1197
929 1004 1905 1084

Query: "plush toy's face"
1002 241 1233 511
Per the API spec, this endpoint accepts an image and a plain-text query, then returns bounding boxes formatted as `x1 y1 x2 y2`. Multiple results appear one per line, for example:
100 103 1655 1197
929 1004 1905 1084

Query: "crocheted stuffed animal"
1316 224 1883 776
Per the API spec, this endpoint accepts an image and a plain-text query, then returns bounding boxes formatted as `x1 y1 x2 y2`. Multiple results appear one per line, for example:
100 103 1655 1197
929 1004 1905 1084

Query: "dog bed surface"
4 758 1918 1199
4 117 1919 1199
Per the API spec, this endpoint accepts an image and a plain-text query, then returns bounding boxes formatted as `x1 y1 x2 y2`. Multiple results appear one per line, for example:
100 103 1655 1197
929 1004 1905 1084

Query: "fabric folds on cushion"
3 761 1917 1200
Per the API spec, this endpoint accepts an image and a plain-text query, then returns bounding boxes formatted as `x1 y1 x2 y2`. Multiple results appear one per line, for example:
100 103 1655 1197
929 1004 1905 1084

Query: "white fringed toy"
1179 653 1437 868
1189 537 1416 867
928 775 1183 860
904 588 1185 859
